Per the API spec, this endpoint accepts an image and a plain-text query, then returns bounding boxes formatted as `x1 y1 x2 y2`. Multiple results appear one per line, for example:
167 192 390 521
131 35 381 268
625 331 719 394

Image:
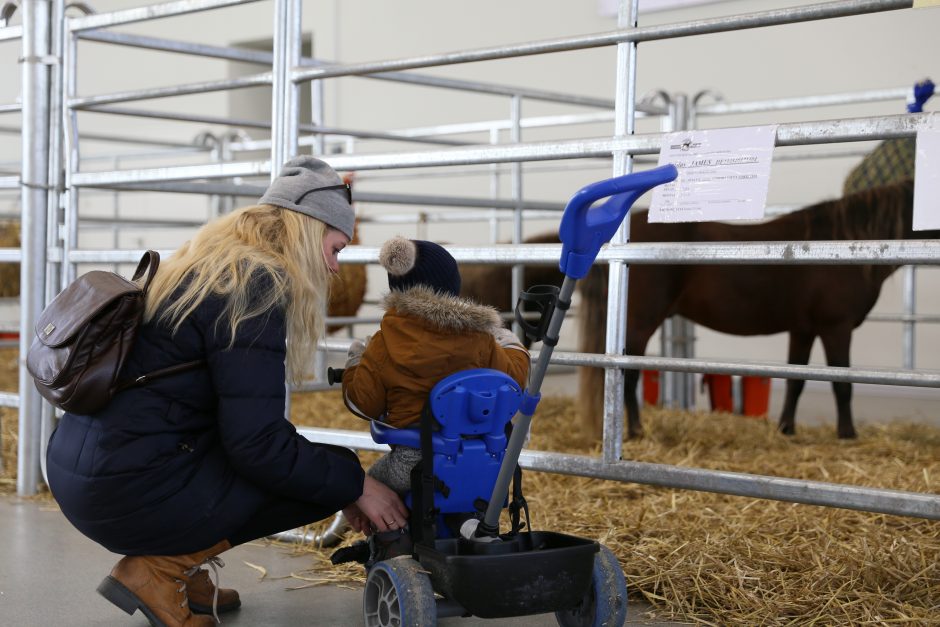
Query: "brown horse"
579 179 932 440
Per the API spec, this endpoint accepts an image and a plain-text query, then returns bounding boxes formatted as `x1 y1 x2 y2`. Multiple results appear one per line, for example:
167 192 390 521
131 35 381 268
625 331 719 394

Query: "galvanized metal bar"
382 112 619 139
294 427 940 520
269 0 290 171
902 266 916 369
0 392 18 408
61 28 78 287
71 160 271 187
63 239 940 267
0 103 22 113
869 313 940 324
313 338 940 388
80 106 469 146
68 72 272 109
0 120 206 149
519 450 940 521
18 0 52 496
332 241 940 266
544 351 940 388
509 96 524 339
602 0 639 464
696 86 909 115
60 113 934 186
78 28 273 63
0 248 21 262
293 1 910 83
77 30 616 110
40 0 68 488
0 23 21 42
66 0 265 32
321 113 934 171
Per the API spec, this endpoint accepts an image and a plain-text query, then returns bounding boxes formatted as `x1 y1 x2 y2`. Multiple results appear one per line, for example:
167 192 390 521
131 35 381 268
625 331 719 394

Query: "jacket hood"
381 285 503 334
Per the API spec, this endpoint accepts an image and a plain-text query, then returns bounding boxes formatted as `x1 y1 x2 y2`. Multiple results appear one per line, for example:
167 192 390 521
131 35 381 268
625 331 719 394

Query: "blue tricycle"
330 165 678 627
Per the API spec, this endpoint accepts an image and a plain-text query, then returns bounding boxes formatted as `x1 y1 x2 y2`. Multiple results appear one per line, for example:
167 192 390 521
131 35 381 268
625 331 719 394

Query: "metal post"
18 0 53 496
271 0 300 172
61 26 78 288
902 265 915 369
509 95 523 339
601 0 639 463
660 92 695 409
488 127 501 242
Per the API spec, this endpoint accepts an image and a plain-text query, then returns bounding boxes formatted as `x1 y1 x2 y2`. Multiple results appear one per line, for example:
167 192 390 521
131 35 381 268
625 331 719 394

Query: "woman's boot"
187 568 241 615
97 539 232 626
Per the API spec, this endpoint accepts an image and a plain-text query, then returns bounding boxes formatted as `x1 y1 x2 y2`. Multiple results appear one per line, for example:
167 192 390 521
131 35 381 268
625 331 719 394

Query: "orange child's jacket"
342 285 530 428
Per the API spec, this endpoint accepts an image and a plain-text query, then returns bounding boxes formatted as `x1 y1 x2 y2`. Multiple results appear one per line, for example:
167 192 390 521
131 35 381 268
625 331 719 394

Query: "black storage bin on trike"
330 165 678 627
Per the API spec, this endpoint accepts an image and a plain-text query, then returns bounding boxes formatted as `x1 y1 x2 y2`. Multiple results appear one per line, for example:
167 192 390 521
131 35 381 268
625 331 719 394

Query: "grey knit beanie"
258 156 355 239
379 236 461 297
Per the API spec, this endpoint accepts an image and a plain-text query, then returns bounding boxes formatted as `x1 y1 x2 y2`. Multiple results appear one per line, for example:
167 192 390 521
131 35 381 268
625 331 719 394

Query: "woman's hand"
352 475 409 535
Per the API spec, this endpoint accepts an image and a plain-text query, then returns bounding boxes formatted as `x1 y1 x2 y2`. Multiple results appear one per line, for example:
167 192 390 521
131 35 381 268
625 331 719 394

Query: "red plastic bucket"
642 370 659 406
702 374 770 418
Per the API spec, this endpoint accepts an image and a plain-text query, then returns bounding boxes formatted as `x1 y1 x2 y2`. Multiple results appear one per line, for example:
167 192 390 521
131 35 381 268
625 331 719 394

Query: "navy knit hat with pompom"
379 236 461 297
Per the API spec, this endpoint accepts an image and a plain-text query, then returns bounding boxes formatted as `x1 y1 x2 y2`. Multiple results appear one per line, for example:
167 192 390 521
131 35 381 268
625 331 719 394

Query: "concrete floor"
0 496 685 627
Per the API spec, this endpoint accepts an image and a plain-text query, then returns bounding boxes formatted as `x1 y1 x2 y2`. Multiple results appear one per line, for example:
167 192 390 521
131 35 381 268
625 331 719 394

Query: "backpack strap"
132 250 161 292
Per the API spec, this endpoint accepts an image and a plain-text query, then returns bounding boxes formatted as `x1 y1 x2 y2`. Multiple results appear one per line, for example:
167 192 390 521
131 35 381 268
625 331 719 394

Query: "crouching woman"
45 156 407 626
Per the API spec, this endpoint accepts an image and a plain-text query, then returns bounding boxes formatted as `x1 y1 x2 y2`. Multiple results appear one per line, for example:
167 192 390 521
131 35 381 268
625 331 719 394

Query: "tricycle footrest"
416 531 598 618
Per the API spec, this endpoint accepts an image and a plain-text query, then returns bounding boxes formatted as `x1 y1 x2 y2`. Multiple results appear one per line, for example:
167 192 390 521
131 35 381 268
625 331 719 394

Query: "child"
342 236 530 496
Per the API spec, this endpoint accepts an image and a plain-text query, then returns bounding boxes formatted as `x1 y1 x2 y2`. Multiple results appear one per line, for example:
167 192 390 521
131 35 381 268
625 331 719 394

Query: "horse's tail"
577 264 608 441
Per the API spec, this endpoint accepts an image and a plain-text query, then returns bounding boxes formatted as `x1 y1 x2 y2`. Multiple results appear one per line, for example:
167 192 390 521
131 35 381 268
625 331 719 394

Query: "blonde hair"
144 204 332 384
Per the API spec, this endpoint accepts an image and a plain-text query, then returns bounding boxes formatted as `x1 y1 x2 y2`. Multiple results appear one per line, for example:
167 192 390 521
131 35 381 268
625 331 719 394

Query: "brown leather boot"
97 540 233 626
187 567 241 615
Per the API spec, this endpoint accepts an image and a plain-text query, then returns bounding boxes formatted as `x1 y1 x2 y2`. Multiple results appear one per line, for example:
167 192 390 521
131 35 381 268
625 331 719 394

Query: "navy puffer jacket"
46 276 365 555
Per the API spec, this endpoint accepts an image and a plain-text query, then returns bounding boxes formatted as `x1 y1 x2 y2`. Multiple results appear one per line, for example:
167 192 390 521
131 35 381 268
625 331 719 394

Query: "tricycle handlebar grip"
558 164 678 279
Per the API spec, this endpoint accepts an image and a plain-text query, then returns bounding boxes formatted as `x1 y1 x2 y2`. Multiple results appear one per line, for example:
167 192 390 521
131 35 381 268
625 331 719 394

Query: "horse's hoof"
838 429 858 439
778 424 795 436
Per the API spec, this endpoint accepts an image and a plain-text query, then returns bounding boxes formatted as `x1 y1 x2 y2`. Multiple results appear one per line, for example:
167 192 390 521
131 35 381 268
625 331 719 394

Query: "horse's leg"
624 330 655 439
778 331 814 436
819 326 856 439
624 367 642 438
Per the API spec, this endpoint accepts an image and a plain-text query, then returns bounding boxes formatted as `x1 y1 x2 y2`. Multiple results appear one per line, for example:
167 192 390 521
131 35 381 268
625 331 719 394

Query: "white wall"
1 1 938 383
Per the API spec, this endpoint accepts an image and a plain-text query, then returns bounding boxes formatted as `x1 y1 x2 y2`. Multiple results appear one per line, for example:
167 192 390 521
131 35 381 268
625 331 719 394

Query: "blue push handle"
558 164 678 279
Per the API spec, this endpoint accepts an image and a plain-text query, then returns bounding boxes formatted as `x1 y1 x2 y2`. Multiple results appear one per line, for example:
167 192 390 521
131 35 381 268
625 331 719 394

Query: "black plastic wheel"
363 557 437 627
555 544 628 627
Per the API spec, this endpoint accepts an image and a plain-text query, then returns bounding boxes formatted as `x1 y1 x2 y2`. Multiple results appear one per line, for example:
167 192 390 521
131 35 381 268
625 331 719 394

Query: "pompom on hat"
258 155 355 239
379 236 461 297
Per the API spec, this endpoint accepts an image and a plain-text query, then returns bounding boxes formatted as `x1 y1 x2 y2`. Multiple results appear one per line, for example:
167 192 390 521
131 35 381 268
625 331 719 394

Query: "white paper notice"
913 125 940 232
649 126 778 223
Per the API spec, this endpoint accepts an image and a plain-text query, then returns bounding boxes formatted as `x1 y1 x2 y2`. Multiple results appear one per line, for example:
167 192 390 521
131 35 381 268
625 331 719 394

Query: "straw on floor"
2 351 937 624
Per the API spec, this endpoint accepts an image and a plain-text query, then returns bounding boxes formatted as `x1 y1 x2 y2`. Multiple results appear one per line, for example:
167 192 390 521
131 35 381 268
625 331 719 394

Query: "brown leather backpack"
26 251 203 414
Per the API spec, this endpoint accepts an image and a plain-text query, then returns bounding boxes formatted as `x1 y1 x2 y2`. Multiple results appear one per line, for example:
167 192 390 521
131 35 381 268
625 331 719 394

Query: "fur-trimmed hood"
381 285 503 334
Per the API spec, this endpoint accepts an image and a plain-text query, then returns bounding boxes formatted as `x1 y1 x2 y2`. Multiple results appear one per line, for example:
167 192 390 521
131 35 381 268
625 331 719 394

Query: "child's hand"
345 337 368 368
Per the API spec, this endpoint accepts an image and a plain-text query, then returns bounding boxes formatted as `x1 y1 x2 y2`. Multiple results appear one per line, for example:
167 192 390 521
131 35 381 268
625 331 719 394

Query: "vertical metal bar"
40 0 66 488
271 0 299 172
601 0 639 463
902 265 915 369
509 95 523 339
488 127 500 242
61 26 78 288
661 93 695 409
311 78 325 155
18 0 53 496
272 0 302 415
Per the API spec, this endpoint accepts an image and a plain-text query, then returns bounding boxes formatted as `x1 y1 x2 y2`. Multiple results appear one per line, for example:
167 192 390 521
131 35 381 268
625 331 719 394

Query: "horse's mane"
799 178 913 241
